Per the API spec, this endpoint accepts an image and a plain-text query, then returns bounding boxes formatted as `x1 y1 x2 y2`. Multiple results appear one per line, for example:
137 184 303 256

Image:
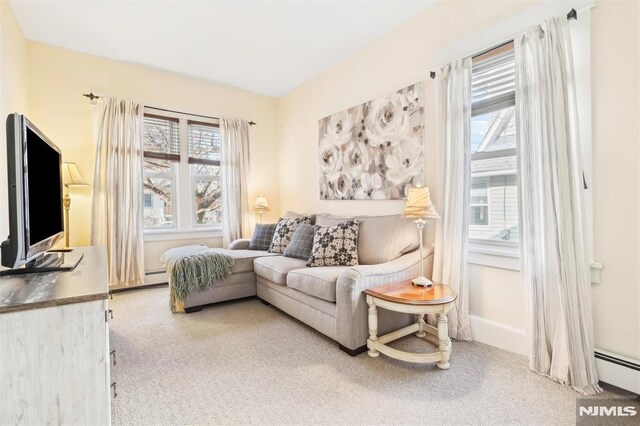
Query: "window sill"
468 241 520 271
467 241 604 283
143 228 222 242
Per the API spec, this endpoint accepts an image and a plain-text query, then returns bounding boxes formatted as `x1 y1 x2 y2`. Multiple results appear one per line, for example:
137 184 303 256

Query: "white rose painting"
318 83 425 200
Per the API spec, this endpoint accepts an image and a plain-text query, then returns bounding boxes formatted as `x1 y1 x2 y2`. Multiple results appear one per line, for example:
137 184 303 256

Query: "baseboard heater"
594 349 640 394
144 269 168 286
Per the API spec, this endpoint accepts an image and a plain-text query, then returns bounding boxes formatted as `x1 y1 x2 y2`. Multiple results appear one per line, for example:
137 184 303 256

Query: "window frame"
469 176 491 229
469 45 519 253
142 108 222 239
142 159 178 230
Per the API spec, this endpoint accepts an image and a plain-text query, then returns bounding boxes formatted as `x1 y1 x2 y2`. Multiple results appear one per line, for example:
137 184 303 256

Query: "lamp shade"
252 195 270 212
62 162 88 186
402 186 440 219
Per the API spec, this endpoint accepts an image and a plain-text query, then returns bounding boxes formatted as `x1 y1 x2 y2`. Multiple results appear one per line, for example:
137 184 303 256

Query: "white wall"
22 42 281 275
277 0 640 360
0 2 29 240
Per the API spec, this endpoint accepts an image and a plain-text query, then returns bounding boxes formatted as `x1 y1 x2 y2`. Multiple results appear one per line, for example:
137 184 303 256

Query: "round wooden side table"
363 281 457 369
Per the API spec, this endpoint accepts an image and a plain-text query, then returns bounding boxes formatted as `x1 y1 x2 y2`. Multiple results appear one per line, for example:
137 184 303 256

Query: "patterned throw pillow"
283 223 316 260
307 219 360 267
249 223 278 251
268 217 312 254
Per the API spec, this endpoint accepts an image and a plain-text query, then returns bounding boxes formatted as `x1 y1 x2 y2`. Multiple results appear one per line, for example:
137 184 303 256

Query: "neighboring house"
469 107 519 243
143 189 173 228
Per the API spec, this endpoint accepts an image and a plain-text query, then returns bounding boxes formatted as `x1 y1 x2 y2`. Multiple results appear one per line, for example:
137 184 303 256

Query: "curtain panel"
91 97 145 287
432 57 473 341
515 17 601 394
220 118 252 247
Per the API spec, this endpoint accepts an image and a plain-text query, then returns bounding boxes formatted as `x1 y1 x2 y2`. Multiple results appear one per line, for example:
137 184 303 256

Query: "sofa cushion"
315 213 353 227
268 217 312 254
357 214 419 265
284 211 316 225
249 223 277 251
254 256 307 285
307 219 360 267
287 267 349 302
224 249 279 274
283 223 315 260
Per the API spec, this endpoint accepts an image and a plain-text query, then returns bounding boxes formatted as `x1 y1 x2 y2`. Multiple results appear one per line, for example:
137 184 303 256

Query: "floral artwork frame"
318 82 425 200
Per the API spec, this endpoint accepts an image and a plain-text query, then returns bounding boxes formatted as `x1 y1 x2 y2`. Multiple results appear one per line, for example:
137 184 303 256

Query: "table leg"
436 311 451 370
415 314 426 337
367 300 379 357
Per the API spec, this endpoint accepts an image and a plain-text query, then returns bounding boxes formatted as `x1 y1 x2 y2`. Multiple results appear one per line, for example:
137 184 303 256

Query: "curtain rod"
429 8 578 79
82 93 257 126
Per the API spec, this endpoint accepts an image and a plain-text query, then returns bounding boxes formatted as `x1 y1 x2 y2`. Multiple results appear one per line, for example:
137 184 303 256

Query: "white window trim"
469 239 520 271
143 227 222 242
143 107 221 238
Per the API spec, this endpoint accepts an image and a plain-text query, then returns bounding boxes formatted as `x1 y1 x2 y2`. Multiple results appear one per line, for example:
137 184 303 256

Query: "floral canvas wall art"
318 83 425 200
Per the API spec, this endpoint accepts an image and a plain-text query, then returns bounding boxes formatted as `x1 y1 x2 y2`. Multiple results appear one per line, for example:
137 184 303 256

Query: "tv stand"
0 250 84 276
0 246 110 424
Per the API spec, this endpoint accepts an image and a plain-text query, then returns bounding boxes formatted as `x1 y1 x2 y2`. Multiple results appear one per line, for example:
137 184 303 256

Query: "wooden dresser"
0 246 112 425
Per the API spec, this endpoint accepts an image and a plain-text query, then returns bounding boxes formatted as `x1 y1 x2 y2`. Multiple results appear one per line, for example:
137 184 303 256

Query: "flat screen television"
1 114 81 271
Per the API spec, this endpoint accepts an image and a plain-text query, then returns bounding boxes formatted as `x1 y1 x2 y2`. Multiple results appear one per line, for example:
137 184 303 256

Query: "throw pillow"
283 223 316 260
268 217 312 254
249 223 277 251
307 219 360 267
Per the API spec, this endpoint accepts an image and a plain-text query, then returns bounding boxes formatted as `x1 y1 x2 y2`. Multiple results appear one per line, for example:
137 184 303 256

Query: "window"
142 110 221 233
188 121 222 226
143 115 179 229
469 43 519 244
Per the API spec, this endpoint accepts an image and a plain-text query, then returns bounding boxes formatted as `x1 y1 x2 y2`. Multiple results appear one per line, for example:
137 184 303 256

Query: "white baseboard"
470 314 528 356
469 316 640 394
594 349 640 394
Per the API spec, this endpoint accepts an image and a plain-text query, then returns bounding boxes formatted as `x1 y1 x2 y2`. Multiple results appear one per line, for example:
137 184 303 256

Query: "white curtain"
91 97 145 287
515 17 601 394
220 118 252 247
432 58 473 341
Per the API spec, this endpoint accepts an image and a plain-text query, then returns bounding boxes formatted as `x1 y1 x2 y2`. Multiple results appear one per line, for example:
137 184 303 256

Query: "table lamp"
62 162 88 247
252 195 270 224
402 185 440 287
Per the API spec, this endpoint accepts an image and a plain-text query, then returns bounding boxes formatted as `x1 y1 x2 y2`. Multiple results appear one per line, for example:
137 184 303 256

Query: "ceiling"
9 0 433 97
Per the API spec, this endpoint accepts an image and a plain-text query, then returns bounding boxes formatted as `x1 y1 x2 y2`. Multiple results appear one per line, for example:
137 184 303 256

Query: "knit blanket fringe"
161 245 234 313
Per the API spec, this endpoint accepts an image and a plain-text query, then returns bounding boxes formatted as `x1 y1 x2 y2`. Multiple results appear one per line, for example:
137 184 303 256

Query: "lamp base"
412 276 434 287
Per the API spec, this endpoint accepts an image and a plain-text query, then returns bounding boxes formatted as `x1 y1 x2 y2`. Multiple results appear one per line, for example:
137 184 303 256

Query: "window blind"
471 47 515 116
143 114 180 161
188 120 220 166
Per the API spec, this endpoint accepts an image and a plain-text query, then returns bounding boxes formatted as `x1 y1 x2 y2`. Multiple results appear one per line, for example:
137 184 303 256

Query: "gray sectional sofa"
181 213 433 355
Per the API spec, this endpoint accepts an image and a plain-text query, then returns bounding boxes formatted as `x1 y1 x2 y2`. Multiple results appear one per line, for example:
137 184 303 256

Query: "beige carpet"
109 286 631 425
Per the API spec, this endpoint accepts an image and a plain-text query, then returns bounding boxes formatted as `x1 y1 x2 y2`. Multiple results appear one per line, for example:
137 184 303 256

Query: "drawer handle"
105 309 113 322
110 349 117 366
108 309 113 319
111 381 117 398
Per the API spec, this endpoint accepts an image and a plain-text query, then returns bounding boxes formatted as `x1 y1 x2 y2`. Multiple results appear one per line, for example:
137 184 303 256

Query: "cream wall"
24 42 281 272
277 0 639 359
0 1 29 239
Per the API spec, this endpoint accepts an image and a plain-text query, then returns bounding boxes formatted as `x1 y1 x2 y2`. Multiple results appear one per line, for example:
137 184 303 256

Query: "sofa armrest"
228 238 251 250
335 247 434 350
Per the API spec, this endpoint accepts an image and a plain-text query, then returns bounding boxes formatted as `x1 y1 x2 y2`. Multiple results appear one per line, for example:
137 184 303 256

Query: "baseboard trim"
469 315 527 356
595 349 640 394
